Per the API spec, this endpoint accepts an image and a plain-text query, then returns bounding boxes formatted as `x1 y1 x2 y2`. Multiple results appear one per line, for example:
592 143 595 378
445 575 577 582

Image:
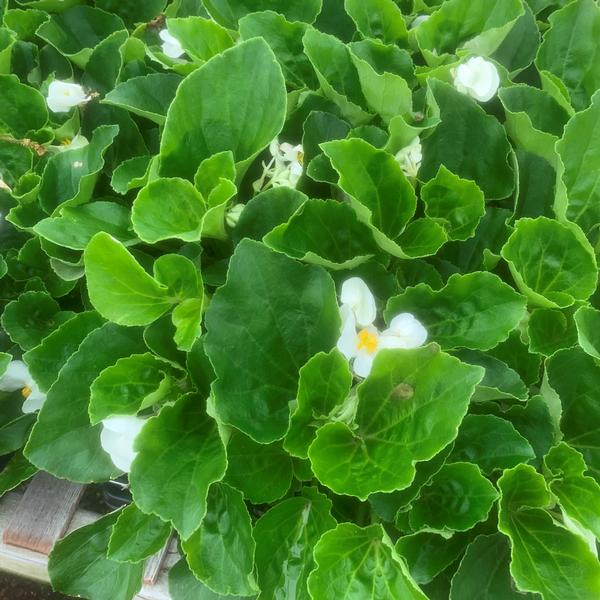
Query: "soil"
0 572 75 599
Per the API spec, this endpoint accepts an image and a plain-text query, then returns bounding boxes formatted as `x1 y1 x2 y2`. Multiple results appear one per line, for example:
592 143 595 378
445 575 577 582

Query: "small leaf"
574 305 600 360
167 16 235 62
345 0 408 45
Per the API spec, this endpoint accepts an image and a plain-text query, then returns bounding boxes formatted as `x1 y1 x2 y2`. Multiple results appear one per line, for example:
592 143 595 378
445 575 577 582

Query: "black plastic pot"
102 476 132 511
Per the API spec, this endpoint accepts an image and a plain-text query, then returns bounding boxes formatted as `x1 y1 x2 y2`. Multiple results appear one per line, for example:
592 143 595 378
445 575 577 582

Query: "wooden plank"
0 490 174 600
2 472 84 554
144 535 173 585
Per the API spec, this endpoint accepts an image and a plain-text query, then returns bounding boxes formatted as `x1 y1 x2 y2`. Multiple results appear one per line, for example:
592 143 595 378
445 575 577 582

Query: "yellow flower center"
297 151 304 166
356 329 379 355
60 138 72 146
21 385 32 399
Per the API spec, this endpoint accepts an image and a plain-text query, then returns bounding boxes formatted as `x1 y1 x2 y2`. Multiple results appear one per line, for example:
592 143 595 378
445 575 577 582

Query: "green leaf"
546 348 600 481
421 80 514 199
34 201 135 250
23 311 105 393
95 0 167 25
82 29 128 96
309 346 483 500
344 0 408 45
159 38 286 180
89 353 176 424
169 558 241 600
555 90 600 234
544 442 600 541
302 28 371 125
0 74 47 136
129 394 227 540
166 16 234 63
574 305 600 360
39 124 119 214
264 198 380 269
396 531 471 585
48 510 144 600
285 349 352 459
172 298 204 352
107 502 171 564
84 232 174 326
132 178 207 243
203 0 322 28
253 487 337 600
307 522 427 600
451 415 535 474
25 323 146 481
408 462 498 533
322 137 416 249
527 307 578 356
498 464 600 599
421 166 486 242
450 533 538 600
103 73 182 125
238 11 316 89
536 0 600 111
182 483 257 596
111 155 153 195
501 217 597 308
386 272 526 351
1 290 73 350
36 5 126 68
224 430 293 504
0 452 37 497
204 240 340 444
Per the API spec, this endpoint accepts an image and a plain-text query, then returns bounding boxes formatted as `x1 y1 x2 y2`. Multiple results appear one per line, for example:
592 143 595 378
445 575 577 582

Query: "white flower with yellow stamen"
395 136 422 179
46 80 90 113
100 415 147 473
253 138 304 192
0 360 46 413
159 29 184 59
336 278 428 377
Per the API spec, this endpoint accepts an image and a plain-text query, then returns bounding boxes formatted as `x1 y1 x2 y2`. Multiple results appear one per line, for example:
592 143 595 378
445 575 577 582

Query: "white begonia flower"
100 415 146 473
0 360 46 413
395 136 422 179
336 277 428 378
159 29 185 59
253 138 304 192
226 203 245 228
46 80 90 113
453 56 500 103
57 133 89 152
411 15 430 28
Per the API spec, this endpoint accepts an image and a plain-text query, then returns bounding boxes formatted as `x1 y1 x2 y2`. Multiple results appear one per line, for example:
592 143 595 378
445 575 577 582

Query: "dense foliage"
1 0 600 599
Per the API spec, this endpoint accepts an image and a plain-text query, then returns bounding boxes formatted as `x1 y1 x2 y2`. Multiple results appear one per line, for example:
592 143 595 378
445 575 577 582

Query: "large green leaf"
0 74 47 136
536 0 600 111
159 38 286 179
451 415 535 474
204 240 340 444
546 348 600 481
169 558 244 600
498 464 600 599
501 217 597 308
25 323 145 481
544 442 600 541
344 0 407 45
49 510 144 600
308 346 483 500
182 483 257 596
253 487 337 600
84 232 175 326
284 349 352 459
408 462 499 533
421 80 514 199
385 272 526 351
129 394 227 540
555 90 600 234
107 502 172 564
307 522 427 600
132 178 207 243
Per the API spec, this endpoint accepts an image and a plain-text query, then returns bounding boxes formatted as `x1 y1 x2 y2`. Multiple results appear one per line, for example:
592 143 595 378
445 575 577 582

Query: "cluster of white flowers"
453 56 500 103
100 415 147 473
159 29 184 59
0 360 46 413
395 136 422 179
336 278 428 377
46 80 90 113
253 138 304 192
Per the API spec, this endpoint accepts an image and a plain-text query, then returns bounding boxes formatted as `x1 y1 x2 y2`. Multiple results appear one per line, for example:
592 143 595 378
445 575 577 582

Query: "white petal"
337 305 358 359
100 427 137 473
340 277 377 327
159 30 184 58
102 415 146 436
22 385 46 413
380 313 428 349
353 350 375 378
0 360 31 392
453 57 499 102
47 81 88 113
